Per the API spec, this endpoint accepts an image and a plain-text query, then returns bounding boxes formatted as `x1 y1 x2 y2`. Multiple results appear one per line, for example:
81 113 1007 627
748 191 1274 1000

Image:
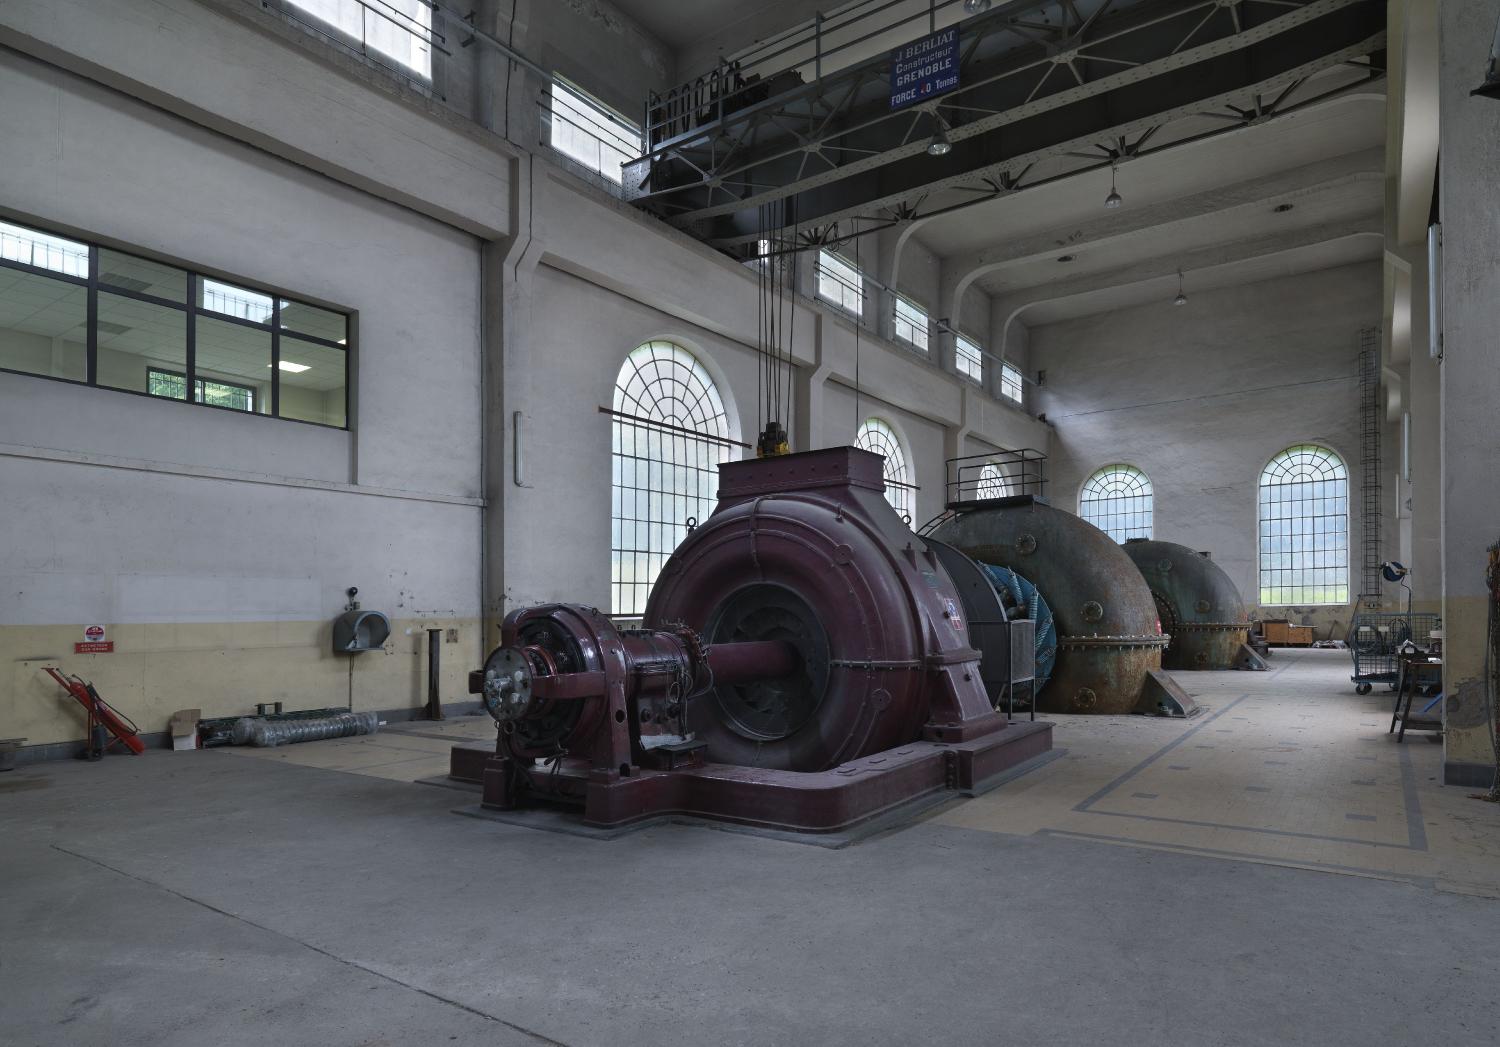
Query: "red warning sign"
76 624 113 653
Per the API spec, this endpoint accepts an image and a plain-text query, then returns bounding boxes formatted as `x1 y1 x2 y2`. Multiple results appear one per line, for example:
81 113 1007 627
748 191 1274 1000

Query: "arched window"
855 417 914 522
1079 464 1153 542
1258 444 1348 605
611 341 733 615
977 463 1011 499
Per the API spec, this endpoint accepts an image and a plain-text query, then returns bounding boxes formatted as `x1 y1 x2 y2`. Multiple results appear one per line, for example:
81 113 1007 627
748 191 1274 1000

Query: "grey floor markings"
1069 691 1429 852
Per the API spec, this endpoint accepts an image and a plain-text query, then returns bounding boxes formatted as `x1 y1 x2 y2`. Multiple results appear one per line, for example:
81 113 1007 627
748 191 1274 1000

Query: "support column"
1437 0 1500 788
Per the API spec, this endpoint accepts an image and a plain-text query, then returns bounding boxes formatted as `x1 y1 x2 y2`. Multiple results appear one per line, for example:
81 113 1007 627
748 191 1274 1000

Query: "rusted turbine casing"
1121 539 1251 670
929 497 1169 714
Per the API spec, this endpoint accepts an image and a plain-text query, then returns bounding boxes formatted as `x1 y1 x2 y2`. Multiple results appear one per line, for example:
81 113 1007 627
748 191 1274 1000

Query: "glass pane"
278 336 347 427
0 220 89 278
550 79 640 182
97 292 187 395
199 278 273 324
279 298 346 343
195 316 271 414
98 248 186 303
0 268 87 381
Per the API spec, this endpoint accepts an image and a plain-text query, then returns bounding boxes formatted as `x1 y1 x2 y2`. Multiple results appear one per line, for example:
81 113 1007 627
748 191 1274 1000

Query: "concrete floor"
4 650 1500 1046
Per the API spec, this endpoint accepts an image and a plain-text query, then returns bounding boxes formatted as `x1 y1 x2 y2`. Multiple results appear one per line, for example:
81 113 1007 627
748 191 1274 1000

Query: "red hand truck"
43 667 146 756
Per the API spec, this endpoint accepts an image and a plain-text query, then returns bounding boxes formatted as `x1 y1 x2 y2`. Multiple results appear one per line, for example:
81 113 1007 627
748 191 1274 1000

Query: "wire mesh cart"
1347 612 1441 694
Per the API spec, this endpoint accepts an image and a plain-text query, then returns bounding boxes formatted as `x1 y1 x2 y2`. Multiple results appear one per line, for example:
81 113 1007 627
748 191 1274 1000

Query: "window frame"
609 340 740 617
855 416 917 523
1257 444 1350 606
892 295 929 353
816 250 864 317
954 333 984 383
1079 463 1154 542
547 75 644 186
146 367 258 413
999 361 1024 405
0 214 352 431
278 0 435 83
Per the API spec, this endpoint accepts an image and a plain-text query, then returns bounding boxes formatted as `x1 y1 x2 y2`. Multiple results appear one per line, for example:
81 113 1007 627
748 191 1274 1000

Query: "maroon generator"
449 447 1053 835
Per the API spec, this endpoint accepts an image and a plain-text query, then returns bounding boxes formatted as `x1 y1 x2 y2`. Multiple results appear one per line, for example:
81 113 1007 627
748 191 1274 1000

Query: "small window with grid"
1000 362 1024 404
955 334 983 383
1079 464 1153 542
548 77 642 185
285 0 433 78
893 296 929 352
1258 444 1349 605
817 251 863 316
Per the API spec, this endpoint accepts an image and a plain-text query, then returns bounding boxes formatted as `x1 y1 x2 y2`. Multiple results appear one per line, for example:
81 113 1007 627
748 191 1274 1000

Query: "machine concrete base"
1136 669 1202 717
451 747 1067 848
447 719 1054 838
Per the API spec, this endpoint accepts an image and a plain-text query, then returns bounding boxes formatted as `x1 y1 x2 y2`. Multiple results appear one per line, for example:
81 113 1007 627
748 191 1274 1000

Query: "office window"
611 341 734 616
817 251 863 316
1080 464 1153 542
549 77 643 184
955 334 984 383
1000 361 1024 404
286 0 432 77
0 264 87 382
1258 444 1349 605
893 296 929 352
97 292 189 397
855 417 914 522
0 217 350 428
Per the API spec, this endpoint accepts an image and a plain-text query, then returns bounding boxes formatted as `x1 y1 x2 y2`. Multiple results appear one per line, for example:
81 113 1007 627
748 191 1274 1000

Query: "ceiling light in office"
1104 164 1122 209
267 361 312 373
964 0 993 12
1274 203 1295 213
1056 255 1075 263
1173 269 1188 307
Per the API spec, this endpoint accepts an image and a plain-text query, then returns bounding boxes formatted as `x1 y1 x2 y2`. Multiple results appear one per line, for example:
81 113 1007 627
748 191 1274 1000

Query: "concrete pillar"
871 225 901 343
1406 249 1442 608
1437 0 1500 787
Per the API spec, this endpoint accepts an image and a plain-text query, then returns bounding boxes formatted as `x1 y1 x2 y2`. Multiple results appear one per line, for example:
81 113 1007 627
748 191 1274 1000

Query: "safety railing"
945 448 1048 508
644 0 974 148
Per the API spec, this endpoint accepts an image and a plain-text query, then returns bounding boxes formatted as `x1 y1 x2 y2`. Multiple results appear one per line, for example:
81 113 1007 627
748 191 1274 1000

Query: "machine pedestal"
449 719 1052 835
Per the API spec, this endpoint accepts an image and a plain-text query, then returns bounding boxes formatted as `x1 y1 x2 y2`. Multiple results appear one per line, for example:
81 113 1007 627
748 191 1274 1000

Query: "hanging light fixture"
927 114 952 157
1104 163 1123 209
1173 269 1188 307
964 0 993 13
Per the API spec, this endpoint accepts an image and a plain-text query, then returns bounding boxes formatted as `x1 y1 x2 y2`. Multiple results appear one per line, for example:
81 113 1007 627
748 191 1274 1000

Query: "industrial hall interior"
4 0 1500 1044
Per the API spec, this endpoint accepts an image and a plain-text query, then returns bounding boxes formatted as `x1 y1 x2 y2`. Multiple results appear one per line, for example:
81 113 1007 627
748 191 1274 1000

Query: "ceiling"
612 0 1388 336
920 84 1387 333
912 87 1385 262
609 0 829 61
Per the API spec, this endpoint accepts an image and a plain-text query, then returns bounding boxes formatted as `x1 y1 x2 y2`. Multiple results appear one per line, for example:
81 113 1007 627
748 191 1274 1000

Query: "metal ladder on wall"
1357 328 1382 610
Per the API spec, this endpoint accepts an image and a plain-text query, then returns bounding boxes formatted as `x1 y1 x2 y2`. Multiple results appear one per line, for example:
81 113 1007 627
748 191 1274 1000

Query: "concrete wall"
0 45 484 747
495 169 1049 611
0 0 1041 757
1031 262 1384 639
